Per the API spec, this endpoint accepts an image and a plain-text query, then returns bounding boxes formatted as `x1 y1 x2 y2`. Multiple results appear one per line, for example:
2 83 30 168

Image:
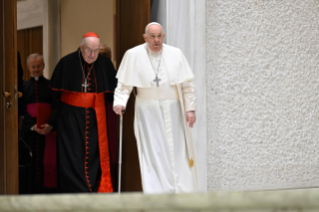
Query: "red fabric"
27 103 50 117
82 32 99 38
26 103 57 188
61 91 113 193
37 103 52 128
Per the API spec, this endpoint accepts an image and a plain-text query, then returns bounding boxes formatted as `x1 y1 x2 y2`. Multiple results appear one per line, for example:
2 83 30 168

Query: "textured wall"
207 0 319 191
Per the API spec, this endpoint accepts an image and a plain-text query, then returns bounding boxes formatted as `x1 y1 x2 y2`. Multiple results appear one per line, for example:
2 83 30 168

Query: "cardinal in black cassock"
22 53 57 194
50 32 117 193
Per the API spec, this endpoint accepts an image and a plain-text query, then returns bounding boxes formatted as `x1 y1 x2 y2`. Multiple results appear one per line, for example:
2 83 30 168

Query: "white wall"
17 0 43 30
151 0 207 191
206 0 319 191
17 0 60 78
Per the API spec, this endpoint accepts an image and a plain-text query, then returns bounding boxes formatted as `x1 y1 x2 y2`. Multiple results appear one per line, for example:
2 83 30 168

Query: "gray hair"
27 53 44 65
144 22 164 34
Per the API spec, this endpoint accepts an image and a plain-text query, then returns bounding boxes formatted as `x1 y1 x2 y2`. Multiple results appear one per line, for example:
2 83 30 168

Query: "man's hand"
33 124 52 135
114 105 125 117
32 125 42 134
40 124 53 135
186 111 196 128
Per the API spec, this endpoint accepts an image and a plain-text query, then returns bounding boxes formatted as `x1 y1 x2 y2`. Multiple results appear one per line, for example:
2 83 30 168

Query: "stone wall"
206 0 319 191
1 189 319 211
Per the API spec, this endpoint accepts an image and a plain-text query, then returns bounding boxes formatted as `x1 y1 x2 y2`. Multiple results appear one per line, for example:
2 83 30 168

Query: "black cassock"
22 76 57 194
50 50 117 193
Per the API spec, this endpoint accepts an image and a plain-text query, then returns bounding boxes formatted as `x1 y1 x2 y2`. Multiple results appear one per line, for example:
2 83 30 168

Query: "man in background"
99 43 112 59
22 53 57 193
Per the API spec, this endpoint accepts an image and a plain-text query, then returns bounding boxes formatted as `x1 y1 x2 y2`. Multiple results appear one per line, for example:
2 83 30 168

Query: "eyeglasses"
84 48 100 54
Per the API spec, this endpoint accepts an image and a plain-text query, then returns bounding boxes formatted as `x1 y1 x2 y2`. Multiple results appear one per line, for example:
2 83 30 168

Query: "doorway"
115 0 150 192
0 0 151 194
17 26 43 81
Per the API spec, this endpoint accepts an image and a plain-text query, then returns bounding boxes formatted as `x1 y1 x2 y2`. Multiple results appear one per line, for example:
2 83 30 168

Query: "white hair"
27 53 44 65
144 22 164 34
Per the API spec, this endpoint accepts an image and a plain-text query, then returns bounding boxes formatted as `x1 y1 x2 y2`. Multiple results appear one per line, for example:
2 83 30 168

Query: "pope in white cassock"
113 22 198 194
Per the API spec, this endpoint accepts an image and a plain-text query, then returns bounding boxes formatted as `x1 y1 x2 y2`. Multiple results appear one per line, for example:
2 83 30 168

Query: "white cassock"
114 43 198 194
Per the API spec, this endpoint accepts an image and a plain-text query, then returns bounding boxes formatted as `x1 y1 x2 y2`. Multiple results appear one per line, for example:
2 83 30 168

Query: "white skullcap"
145 22 163 34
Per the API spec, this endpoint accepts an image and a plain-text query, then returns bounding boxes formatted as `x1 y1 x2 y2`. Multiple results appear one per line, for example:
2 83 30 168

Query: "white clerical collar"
147 45 163 57
32 76 39 81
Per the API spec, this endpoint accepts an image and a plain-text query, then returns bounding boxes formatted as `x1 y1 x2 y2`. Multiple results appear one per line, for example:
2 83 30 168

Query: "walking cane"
118 115 123 194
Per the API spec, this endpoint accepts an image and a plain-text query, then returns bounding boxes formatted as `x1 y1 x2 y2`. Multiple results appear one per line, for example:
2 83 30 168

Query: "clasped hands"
114 105 196 128
32 124 52 135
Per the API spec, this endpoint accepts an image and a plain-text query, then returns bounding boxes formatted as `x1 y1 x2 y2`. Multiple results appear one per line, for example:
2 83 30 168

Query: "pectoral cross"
82 78 89 92
153 75 161 87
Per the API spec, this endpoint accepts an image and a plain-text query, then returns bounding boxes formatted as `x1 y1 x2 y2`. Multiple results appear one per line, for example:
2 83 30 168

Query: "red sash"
61 91 113 193
27 103 51 117
26 103 57 188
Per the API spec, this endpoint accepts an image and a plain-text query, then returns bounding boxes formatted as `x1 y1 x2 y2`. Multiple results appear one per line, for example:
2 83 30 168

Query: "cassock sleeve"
181 80 196 112
21 111 36 145
104 59 118 103
47 82 57 129
21 81 35 133
22 110 36 133
50 59 63 127
47 105 58 130
50 59 64 91
113 82 133 109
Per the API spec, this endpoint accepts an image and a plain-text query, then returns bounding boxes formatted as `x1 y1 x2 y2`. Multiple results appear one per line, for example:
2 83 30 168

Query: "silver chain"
147 48 162 76
79 49 94 85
